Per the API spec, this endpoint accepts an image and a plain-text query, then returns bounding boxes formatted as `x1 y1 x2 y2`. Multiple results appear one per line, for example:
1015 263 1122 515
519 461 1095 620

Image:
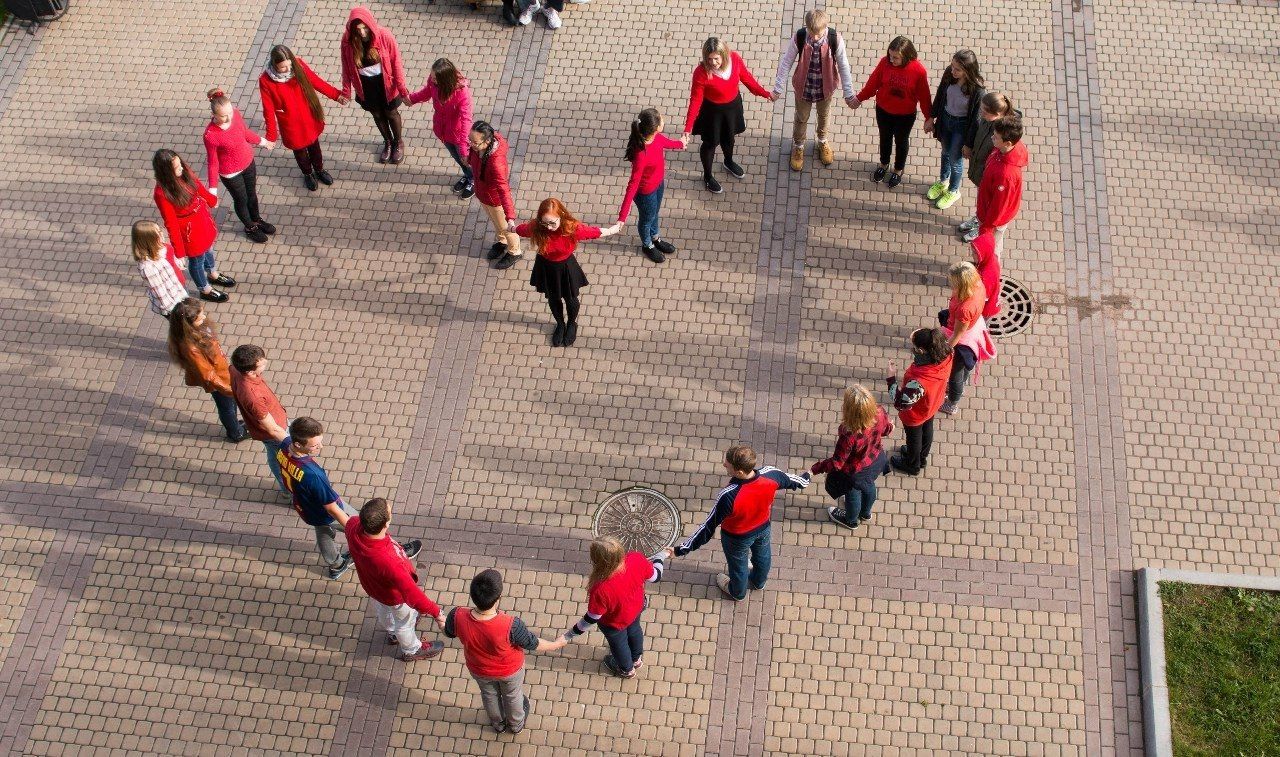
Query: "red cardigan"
683 52 770 133
153 178 218 258
468 132 516 219
259 57 342 150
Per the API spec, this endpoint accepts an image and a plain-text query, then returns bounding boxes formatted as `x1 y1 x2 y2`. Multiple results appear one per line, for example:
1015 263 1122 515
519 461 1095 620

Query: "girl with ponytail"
202 87 276 243
619 108 687 263
259 44 347 191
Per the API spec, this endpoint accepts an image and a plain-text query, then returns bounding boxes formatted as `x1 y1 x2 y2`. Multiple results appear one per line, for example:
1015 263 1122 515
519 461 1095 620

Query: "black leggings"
293 140 324 175
699 134 736 181
546 293 581 325
220 160 261 228
371 109 403 145
902 419 934 472
875 106 916 172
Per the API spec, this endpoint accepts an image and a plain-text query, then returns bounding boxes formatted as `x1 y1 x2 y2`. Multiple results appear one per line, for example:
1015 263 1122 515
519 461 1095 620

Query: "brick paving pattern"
0 0 1276 754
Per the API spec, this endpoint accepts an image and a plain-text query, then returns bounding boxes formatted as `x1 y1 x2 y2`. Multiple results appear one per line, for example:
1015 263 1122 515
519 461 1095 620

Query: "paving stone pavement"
0 0 1277 754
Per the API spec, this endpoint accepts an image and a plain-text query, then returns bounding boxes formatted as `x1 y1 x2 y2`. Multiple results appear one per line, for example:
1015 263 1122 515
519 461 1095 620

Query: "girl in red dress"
152 149 235 302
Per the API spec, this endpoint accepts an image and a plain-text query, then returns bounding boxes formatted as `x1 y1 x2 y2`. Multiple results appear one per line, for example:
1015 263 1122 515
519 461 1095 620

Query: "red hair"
527 198 580 252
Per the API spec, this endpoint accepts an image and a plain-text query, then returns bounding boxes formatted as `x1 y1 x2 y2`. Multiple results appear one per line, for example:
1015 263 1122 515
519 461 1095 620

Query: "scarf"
264 65 293 84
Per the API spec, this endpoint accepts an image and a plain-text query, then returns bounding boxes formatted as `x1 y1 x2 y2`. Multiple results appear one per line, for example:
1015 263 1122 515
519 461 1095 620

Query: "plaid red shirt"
811 408 894 474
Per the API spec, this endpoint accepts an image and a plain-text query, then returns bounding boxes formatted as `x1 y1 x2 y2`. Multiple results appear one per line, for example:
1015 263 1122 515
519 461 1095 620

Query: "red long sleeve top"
683 52 771 133
618 134 683 222
855 57 932 118
515 223 601 263
203 108 262 187
153 178 218 259
344 517 441 617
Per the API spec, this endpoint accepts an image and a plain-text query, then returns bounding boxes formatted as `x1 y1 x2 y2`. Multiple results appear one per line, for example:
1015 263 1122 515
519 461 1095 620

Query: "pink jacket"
340 6 408 103
408 76 473 149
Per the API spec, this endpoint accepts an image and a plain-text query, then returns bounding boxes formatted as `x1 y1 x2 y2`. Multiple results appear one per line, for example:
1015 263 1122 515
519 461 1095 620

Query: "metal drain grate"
592 487 682 559
988 277 1034 338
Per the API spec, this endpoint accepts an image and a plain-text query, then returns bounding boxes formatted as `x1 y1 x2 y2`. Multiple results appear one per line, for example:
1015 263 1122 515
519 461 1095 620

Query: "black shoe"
303 173 318 191
895 445 927 469
641 245 665 263
254 219 277 235
723 159 745 178
889 454 920 476
227 427 249 443
458 181 475 199
828 507 859 529
501 5 517 24
316 169 334 186
327 555 353 580
653 238 676 255
400 539 422 559
705 177 723 194
246 225 269 243
563 322 578 346
886 171 903 189
378 142 391 164
198 289 228 303
385 633 399 646
872 165 888 183
486 242 508 261
494 251 521 270
451 177 469 193
602 654 636 678
209 273 236 288
552 323 565 347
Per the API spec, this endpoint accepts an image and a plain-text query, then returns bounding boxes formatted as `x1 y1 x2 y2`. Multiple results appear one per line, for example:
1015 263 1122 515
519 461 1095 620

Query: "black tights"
546 293 580 325
372 109 403 145
699 135 736 180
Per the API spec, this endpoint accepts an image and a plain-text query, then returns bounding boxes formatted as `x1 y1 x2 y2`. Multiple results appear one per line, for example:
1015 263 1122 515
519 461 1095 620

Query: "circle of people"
128 5 1029 735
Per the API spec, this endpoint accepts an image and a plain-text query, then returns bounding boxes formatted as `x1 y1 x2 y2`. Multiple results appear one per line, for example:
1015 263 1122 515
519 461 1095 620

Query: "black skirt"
530 254 588 299
692 94 746 146
357 72 394 112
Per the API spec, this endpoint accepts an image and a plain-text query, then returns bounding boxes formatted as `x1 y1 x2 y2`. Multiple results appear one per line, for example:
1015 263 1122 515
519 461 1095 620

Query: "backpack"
795 27 839 52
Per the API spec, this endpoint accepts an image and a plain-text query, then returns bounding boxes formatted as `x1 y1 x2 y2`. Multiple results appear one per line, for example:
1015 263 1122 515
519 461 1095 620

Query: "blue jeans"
633 181 664 247
263 440 286 491
600 614 644 673
843 450 889 523
938 111 969 193
187 248 216 291
444 142 473 181
721 524 771 600
210 390 244 439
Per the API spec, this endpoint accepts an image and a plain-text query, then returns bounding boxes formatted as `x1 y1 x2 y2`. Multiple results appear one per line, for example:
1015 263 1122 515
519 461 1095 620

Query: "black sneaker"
486 242 508 261
246 225 269 243
458 181 475 199
316 169 334 185
895 445 927 470
226 425 249 443
885 171 903 189
653 238 676 255
385 633 399 645
872 165 888 183
254 219 277 235
400 539 422 559
705 177 723 194
602 654 635 679
451 177 469 193
494 251 521 270
889 454 920 476
401 640 444 661
198 289 228 303
328 555 353 580
641 245 665 263
303 173 318 191
563 323 578 346
828 507 859 530
552 323 565 347
723 159 745 178
209 273 236 288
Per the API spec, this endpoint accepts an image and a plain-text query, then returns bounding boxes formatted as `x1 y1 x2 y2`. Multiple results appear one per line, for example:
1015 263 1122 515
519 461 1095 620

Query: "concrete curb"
1136 568 1280 757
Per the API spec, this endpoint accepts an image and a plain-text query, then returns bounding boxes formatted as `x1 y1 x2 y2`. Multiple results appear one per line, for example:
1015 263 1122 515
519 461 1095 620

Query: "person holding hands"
468 121 523 270
407 58 475 198
561 537 667 679
683 37 775 194
852 36 933 188
620 108 687 263
259 44 348 191
772 9 856 171
202 88 276 243
340 7 410 164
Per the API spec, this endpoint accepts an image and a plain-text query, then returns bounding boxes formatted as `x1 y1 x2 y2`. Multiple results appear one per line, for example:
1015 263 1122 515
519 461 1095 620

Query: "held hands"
507 219 517 232
661 547 675 559
602 222 623 237
766 92 779 102
261 139 276 151
923 117 935 134
679 134 690 148
338 94 351 106
845 96 858 109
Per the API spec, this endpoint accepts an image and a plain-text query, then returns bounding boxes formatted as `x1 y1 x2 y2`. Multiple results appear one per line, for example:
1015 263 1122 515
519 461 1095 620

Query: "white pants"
994 223 1008 257
374 600 421 654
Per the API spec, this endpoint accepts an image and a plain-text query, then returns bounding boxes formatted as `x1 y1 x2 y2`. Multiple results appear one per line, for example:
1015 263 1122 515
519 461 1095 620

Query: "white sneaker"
518 1 537 25
543 7 561 28
958 216 979 232
568 0 589 3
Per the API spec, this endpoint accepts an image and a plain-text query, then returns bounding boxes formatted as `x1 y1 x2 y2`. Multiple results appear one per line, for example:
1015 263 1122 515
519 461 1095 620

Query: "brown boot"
818 141 835 166
789 144 804 171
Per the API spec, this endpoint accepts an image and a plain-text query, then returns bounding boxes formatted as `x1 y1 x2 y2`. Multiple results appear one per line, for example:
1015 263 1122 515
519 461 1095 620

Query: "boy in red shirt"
445 569 566 733
345 498 443 662
976 115 1029 256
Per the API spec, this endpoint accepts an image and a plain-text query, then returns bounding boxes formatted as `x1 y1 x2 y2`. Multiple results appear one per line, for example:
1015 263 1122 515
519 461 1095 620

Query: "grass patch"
1160 581 1280 756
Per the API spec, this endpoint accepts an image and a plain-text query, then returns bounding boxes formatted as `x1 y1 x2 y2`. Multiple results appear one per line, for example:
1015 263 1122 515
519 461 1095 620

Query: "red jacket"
972 232 1002 318
154 178 218 258
893 354 953 427
976 141 1028 232
340 7 409 104
855 57 932 118
345 517 441 617
259 56 342 150
469 131 516 219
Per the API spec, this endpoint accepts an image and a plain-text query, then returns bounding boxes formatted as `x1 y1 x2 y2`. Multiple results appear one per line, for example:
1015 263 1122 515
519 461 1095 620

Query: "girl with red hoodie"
152 149 234 303
468 121 523 270
620 108 687 264
971 231 1002 319
681 37 775 195
408 58 474 198
260 45 346 192
853 36 933 188
203 88 275 243
887 328 952 475
341 7 410 165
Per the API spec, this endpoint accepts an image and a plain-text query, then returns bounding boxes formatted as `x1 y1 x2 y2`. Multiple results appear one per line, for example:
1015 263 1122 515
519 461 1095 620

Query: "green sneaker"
926 181 947 201
936 190 961 210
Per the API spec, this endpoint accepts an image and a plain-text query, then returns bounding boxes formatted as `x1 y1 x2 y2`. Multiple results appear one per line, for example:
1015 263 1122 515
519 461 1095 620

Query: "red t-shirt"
587 551 653 629
229 366 287 442
515 223 602 263
947 291 986 333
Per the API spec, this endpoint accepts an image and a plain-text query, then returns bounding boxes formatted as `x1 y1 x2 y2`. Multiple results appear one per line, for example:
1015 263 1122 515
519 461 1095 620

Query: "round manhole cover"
592 487 682 559
988 277 1034 338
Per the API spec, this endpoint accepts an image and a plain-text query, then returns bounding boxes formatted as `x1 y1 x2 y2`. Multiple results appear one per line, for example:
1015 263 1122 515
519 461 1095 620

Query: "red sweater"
856 57 932 117
977 142 1029 233
153 178 218 258
259 57 342 150
344 517 441 617
452 610 524 678
203 108 262 187
339 7 409 103
587 551 652 629
684 52 771 133
972 232 1002 318
515 223 601 263
618 134 683 222
468 132 516 219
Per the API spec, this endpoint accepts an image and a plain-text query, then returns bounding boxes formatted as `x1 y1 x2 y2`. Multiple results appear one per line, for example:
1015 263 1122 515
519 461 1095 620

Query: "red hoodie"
972 232 1002 318
469 131 516 219
976 141 1029 233
259 56 342 150
345 516 441 617
340 7 409 104
893 354 953 427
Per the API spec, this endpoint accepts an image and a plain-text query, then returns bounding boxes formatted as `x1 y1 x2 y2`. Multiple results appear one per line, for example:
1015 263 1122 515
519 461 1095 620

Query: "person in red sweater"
620 108 687 263
681 37 775 194
345 498 442 662
445 569 566 733
341 7 409 165
468 121 523 270
407 58 475 198
516 198 622 347
152 149 235 303
561 537 668 679
811 385 894 530
260 44 347 192
203 88 276 244
976 115 1029 256
971 230 1001 319
852 36 933 188
888 328 953 475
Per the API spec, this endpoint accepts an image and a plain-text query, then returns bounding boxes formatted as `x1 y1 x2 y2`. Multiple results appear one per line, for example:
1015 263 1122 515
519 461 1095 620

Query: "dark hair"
994 115 1024 144
941 50 984 97
725 445 757 472
167 298 215 368
470 569 503 611
270 45 325 124
911 328 951 364
290 416 324 444
230 344 266 373
625 108 662 163
360 497 391 534
432 58 461 102
470 120 497 178
980 91 1014 116
346 17 380 65
152 149 196 207
887 36 917 64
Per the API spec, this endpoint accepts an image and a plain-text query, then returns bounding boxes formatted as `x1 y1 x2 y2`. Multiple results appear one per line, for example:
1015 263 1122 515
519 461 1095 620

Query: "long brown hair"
528 198 581 252
270 45 324 124
167 299 218 368
588 537 626 588
887 36 917 64
152 149 196 207
840 385 879 432
347 19 380 65
432 58 461 102
131 220 164 262
940 49 984 97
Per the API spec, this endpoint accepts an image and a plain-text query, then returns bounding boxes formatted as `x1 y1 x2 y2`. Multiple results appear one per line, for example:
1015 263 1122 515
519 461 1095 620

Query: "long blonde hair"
948 261 983 302
588 537 626 588
840 385 879 432
131 220 164 262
